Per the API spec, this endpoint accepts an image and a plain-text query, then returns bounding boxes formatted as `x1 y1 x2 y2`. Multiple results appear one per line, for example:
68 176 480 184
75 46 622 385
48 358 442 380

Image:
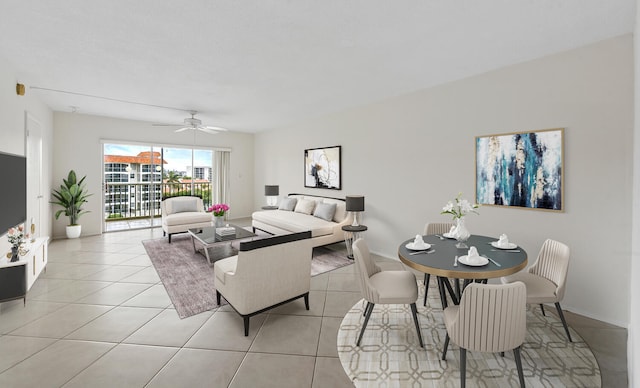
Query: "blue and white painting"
476 128 563 211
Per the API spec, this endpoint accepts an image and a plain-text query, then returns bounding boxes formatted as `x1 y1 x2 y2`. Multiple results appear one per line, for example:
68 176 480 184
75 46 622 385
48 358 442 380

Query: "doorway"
102 142 217 232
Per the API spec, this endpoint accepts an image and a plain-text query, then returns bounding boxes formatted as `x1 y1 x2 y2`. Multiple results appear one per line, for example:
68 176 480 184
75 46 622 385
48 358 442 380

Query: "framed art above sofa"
304 145 341 189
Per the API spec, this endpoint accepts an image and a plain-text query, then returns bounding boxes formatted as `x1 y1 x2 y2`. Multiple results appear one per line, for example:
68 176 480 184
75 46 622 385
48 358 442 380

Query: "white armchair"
214 231 313 336
161 196 211 243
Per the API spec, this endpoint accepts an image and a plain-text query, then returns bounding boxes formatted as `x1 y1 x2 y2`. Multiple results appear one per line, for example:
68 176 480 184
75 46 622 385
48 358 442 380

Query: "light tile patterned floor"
0 219 628 387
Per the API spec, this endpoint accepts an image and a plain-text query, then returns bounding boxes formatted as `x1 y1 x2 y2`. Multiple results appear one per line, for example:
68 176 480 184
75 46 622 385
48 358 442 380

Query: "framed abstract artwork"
476 128 564 212
304 145 341 190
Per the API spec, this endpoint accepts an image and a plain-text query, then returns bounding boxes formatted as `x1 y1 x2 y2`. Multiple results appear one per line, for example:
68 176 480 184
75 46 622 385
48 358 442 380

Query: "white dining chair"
422 222 454 306
442 282 527 388
352 238 424 347
501 238 572 342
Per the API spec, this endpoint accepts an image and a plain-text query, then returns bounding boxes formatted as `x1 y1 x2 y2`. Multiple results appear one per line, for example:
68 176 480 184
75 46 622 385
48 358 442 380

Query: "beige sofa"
161 196 212 243
251 194 352 247
214 231 313 335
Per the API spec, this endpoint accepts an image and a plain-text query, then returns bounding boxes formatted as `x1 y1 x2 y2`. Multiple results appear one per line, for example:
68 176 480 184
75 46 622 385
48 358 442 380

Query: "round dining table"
398 234 528 308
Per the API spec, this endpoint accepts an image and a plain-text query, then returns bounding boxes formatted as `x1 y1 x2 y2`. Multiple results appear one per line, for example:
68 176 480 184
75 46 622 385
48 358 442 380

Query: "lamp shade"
345 195 365 212
265 185 279 196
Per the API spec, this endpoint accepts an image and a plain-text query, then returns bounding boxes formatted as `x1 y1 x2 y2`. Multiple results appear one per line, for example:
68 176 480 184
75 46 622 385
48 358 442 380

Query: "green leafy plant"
51 170 92 225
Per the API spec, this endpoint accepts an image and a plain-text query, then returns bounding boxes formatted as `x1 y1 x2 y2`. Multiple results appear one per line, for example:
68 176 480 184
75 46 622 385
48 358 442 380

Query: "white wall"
0 58 53 255
52 112 254 238
255 35 634 327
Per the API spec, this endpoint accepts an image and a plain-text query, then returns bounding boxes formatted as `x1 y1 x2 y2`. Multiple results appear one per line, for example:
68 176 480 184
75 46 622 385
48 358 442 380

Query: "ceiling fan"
153 111 228 135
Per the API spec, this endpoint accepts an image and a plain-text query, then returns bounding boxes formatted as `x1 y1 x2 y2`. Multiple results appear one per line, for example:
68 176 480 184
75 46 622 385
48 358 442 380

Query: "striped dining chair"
422 222 454 306
442 282 527 388
501 239 572 341
352 238 424 347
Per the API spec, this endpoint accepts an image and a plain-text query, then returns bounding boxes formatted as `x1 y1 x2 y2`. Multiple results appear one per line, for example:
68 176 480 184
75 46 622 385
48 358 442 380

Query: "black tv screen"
0 151 27 235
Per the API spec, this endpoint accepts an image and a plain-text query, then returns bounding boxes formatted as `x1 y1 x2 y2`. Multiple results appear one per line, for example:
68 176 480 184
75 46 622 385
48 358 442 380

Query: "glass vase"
10 246 19 262
213 215 225 228
455 217 470 249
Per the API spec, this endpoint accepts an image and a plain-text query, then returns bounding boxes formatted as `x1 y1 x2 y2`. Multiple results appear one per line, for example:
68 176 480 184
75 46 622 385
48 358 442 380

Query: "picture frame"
475 128 564 212
304 145 341 190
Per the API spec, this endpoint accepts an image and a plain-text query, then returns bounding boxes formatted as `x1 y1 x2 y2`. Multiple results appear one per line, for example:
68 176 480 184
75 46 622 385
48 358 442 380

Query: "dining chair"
422 222 454 306
442 282 527 388
501 239 572 342
352 238 424 347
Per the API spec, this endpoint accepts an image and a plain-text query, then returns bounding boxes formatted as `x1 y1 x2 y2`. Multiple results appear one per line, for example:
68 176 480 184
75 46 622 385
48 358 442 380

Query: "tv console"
0 236 48 305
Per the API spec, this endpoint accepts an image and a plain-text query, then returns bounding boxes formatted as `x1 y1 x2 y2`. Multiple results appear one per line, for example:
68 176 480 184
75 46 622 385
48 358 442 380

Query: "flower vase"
454 217 471 249
10 246 19 262
214 215 225 228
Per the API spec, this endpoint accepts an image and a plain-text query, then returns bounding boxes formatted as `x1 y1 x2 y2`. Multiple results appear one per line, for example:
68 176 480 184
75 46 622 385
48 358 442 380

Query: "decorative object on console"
304 145 341 189
346 195 365 227
30 218 36 242
50 170 92 239
264 185 279 208
441 193 478 249
7 224 29 262
476 128 564 211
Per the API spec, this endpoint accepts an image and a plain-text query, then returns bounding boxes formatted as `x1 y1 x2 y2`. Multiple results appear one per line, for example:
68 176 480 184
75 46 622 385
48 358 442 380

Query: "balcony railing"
104 182 213 222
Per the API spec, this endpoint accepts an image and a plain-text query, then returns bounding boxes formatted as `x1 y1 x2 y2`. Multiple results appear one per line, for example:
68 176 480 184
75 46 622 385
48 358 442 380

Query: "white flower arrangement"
441 193 480 220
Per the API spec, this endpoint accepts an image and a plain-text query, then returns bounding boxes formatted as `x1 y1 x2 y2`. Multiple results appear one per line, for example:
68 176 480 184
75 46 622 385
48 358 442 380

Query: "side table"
342 225 368 260
261 206 279 210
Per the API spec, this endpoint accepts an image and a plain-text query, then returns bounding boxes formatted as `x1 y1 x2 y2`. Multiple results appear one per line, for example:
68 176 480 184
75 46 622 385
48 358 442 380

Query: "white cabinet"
0 237 48 305
25 236 48 290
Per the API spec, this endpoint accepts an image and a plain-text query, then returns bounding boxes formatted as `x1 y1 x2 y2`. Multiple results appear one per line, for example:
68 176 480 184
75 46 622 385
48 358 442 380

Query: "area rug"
337 281 601 388
142 234 352 318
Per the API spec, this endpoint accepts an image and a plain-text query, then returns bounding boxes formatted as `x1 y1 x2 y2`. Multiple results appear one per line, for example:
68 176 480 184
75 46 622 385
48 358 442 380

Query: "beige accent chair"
214 231 313 336
422 222 454 306
161 196 211 243
352 238 424 347
442 282 527 388
501 238 572 342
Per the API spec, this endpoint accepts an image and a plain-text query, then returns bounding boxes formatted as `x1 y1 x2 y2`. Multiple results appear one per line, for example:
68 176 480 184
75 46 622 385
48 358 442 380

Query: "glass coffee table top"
188 224 256 245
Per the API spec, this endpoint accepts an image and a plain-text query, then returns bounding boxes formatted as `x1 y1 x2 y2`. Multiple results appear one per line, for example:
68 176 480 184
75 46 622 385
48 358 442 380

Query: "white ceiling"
0 1 635 133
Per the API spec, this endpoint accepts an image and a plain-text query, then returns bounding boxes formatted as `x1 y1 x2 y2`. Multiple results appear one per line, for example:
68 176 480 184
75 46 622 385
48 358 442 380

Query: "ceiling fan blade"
152 123 182 127
203 126 228 132
174 127 191 133
198 127 221 135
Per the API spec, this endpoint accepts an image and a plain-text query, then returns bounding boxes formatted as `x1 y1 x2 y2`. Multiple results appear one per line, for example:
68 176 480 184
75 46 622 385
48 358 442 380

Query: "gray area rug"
337 280 601 387
142 234 351 318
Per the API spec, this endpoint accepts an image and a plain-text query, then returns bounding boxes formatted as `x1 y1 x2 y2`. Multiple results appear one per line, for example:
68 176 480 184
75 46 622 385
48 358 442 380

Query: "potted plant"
51 170 92 238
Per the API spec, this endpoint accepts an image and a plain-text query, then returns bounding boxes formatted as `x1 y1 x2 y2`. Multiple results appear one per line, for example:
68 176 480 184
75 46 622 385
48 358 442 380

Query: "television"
0 151 27 235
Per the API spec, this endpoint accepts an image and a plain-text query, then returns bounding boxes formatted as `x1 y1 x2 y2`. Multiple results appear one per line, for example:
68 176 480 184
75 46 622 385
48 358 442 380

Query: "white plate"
406 242 431 251
457 255 489 266
442 232 456 239
491 241 518 250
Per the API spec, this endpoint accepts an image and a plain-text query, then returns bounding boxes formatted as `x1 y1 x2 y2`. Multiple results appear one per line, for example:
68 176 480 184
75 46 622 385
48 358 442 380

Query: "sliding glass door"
102 142 218 232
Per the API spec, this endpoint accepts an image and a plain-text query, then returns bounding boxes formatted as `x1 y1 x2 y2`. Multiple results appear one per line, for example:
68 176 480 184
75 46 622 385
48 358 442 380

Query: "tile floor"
0 221 628 387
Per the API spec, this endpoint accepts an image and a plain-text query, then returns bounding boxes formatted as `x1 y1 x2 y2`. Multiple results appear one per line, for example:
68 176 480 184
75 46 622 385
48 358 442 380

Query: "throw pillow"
278 198 298 211
313 202 337 222
294 198 316 215
171 198 198 213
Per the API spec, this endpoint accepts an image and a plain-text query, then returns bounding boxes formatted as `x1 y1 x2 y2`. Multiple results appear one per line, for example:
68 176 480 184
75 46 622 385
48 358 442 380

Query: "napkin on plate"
413 235 426 249
498 234 509 248
467 246 482 264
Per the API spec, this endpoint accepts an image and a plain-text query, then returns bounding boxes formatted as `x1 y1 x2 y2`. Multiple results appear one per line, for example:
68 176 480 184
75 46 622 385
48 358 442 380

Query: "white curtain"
214 150 231 219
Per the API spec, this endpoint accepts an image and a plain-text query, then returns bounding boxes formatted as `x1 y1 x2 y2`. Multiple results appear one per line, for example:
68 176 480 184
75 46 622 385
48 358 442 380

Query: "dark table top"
342 225 368 232
398 234 528 280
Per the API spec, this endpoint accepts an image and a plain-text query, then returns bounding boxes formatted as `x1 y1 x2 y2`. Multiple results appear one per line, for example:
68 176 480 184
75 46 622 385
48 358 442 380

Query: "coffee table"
188 224 257 264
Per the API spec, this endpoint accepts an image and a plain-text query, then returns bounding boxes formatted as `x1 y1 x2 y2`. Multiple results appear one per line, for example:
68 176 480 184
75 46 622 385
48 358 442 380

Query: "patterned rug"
142 234 351 318
337 281 601 388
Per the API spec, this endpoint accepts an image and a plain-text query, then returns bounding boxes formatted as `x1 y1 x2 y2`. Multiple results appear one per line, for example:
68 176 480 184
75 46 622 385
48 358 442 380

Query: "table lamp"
265 185 279 207
346 195 365 227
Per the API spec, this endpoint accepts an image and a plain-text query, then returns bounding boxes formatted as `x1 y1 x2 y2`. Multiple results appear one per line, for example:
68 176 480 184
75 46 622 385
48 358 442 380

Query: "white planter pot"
66 225 82 239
